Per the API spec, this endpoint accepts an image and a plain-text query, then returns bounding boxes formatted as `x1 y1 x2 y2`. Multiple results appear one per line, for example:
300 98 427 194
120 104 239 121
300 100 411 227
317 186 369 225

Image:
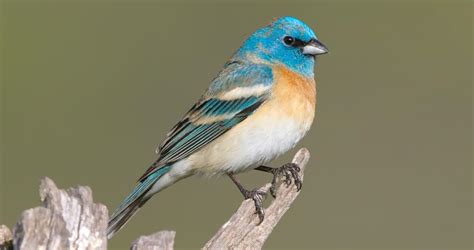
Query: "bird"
107 16 328 239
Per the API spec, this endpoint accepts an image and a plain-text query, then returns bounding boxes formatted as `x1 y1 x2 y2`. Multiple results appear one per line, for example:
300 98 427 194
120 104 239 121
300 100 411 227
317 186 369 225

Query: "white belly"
185 99 314 176
150 66 316 193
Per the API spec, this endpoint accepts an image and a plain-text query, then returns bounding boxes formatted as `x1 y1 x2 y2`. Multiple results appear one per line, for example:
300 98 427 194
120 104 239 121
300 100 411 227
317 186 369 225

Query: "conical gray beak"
302 39 329 55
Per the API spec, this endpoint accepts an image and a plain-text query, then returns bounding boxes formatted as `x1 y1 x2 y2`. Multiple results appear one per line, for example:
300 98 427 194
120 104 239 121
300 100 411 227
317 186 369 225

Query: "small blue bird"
107 16 328 238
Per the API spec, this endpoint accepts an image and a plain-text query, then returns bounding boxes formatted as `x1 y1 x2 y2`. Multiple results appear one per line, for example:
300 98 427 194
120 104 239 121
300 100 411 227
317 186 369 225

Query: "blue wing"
138 61 273 181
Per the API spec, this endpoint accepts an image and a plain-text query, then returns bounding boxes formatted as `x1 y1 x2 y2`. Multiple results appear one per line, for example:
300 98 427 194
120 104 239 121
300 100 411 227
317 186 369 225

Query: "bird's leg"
227 173 266 224
255 163 302 198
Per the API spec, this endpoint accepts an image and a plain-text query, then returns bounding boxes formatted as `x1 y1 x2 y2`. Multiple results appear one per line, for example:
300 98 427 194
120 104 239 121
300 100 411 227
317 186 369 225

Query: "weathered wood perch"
0 148 310 249
12 177 109 249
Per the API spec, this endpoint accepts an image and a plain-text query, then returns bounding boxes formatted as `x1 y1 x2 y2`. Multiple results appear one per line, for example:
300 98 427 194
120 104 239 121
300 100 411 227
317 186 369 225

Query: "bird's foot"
270 163 302 198
242 189 267 224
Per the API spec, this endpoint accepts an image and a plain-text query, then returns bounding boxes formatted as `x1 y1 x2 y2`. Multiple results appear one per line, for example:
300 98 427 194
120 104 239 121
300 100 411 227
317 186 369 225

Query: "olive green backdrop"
1 1 472 249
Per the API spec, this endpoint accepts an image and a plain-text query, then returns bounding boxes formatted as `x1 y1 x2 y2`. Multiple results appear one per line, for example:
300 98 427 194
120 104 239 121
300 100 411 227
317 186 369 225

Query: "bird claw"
243 189 267 224
270 163 302 198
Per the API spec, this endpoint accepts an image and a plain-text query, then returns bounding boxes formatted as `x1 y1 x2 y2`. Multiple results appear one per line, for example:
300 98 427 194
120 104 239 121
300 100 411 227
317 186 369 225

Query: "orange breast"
271 65 317 124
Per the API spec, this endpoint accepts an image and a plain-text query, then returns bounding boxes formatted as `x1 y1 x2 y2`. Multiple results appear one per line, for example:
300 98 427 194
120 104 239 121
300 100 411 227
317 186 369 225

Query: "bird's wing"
138 61 274 182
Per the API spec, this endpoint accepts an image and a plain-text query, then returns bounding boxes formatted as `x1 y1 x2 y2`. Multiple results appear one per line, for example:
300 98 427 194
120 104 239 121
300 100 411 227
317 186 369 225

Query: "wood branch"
131 230 176 250
12 177 108 249
204 148 310 249
3 148 310 249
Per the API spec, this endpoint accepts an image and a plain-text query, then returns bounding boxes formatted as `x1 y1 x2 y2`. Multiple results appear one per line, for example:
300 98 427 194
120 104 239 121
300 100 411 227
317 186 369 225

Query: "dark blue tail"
107 165 171 239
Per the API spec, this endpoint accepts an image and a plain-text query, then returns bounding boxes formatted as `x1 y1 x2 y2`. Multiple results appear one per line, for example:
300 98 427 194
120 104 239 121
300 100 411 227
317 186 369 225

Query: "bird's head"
235 16 328 78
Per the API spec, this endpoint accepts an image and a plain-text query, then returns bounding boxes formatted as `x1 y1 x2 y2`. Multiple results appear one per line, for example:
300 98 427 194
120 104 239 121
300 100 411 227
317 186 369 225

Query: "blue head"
234 16 328 78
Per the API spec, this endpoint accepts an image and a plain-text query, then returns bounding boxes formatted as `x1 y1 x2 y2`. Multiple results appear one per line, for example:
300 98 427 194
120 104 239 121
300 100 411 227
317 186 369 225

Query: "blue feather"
108 16 322 238
234 16 317 78
156 95 266 165
206 62 273 95
107 165 172 238
147 62 273 171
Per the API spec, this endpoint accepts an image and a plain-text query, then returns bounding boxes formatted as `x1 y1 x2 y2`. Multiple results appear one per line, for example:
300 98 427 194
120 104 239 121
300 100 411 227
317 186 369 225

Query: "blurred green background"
1 1 472 249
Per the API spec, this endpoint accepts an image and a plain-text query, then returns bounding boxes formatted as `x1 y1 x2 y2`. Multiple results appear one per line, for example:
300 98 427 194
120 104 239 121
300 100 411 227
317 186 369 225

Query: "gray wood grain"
12 177 108 249
204 148 311 249
131 230 176 250
6 148 310 249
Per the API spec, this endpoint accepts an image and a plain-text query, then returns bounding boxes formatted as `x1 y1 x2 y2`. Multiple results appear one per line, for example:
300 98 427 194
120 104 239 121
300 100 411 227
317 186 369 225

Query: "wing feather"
138 62 273 182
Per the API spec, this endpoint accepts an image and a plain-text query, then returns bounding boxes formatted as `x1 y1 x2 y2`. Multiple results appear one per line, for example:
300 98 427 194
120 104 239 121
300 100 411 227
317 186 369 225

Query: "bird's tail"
106 165 172 239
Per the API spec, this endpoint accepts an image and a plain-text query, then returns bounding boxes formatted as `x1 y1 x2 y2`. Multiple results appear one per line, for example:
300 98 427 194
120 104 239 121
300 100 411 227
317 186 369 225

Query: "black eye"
283 36 295 45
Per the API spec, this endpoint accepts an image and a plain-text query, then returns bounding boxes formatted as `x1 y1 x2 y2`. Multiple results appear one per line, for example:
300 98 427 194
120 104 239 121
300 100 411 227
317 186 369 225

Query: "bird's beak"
302 39 329 56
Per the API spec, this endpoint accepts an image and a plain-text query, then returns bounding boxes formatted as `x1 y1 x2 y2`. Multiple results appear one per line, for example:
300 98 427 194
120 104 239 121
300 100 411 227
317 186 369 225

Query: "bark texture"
4 148 310 249
131 230 176 250
12 177 108 249
204 148 310 249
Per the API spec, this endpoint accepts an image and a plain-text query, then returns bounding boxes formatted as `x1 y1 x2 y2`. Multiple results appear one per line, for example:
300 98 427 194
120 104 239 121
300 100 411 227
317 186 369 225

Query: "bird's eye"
283 36 295 46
